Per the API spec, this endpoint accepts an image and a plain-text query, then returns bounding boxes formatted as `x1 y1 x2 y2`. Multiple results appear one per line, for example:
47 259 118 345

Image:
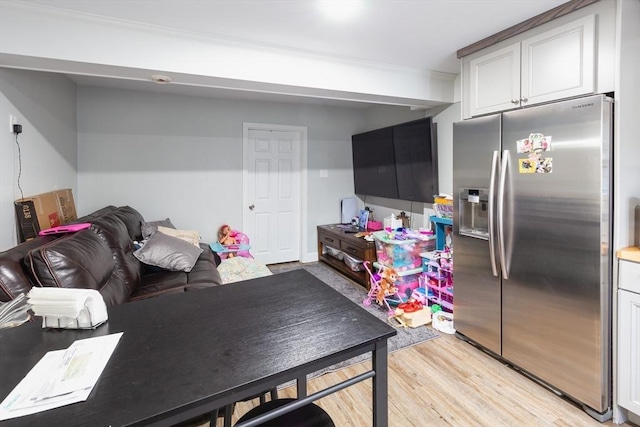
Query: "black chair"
234 398 335 427
211 387 279 427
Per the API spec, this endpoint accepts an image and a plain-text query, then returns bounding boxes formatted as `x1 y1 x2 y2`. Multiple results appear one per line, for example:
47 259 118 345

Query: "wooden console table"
317 224 376 289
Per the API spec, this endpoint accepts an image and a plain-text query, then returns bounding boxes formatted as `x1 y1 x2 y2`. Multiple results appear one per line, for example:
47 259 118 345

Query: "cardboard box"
15 189 77 242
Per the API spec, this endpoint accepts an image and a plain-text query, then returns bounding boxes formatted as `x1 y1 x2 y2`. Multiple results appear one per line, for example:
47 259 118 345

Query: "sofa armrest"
0 236 57 302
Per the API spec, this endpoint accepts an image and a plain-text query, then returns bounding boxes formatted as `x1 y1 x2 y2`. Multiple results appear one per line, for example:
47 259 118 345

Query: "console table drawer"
340 242 366 260
319 233 340 248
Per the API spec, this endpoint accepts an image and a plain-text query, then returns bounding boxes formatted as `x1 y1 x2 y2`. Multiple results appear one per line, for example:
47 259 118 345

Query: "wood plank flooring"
212 332 630 426
199 264 630 426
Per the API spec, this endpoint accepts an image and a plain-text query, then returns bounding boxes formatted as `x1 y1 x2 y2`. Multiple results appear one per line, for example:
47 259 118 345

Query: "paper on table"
0 332 123 421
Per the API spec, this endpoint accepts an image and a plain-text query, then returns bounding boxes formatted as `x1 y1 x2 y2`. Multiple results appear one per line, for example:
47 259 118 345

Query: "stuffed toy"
376 267 399 305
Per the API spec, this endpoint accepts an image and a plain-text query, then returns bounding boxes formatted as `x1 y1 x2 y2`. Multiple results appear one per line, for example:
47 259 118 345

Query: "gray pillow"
141 218 175 239
134 231 203 272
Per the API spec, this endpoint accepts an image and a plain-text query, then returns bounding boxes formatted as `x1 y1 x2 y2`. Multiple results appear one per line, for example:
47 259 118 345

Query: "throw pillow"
141 218 176 239
133 230 203 272
157 226 200 247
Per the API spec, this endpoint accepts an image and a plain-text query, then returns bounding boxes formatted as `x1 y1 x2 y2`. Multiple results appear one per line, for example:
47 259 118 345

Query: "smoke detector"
150 74 172 84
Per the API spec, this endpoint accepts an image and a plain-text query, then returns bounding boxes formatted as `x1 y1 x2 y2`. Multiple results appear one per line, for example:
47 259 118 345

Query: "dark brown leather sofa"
0 206 222 306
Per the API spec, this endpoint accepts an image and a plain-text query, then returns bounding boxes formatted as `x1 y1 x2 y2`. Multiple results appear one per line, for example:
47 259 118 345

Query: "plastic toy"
212 225 253 259
39 223 91 235
362 261 402 316
388 298 431 328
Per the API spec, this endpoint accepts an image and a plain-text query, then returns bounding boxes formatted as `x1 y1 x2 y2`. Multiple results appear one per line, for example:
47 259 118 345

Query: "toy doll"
218 224 237 257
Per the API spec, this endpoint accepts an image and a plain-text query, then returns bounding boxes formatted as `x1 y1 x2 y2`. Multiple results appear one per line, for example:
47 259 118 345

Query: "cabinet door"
521 15 595 107
469 43 520 117
618 288 640 416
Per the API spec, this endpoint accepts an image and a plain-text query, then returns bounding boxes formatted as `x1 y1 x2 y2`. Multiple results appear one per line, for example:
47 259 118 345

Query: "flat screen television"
351 117 438 203
352 126 399 199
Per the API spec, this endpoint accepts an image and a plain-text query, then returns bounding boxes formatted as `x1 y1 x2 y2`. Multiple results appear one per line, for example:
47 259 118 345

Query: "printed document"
0 332 123 420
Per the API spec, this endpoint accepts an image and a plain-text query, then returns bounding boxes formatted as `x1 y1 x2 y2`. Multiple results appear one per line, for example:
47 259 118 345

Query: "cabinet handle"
511 99 519 104
520 97 528 103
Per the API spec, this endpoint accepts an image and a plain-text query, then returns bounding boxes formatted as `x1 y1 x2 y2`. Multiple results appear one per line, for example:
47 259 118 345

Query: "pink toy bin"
373 230 435 269
394 272 421 300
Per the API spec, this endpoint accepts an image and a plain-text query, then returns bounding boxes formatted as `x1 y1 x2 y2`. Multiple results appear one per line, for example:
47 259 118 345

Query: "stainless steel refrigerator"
452 94 612 420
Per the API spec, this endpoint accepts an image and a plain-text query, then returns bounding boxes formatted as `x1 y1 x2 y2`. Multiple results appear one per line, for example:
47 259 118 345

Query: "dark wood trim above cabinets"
456 0 600 58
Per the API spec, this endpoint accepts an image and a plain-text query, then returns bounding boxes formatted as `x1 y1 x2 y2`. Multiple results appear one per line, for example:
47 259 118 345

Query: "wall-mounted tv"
352 126 399 200
351 117 438 203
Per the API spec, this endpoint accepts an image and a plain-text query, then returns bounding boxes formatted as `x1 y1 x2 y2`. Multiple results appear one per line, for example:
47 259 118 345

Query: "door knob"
520 97 528 103
249 204 255 210
511 99 519 104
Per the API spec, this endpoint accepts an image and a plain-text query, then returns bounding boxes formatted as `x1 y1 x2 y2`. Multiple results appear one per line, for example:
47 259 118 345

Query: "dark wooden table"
317 224 377 289
0 269 396 426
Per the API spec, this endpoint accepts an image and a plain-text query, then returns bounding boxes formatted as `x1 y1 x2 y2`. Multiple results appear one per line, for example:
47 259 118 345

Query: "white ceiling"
13 0 569 107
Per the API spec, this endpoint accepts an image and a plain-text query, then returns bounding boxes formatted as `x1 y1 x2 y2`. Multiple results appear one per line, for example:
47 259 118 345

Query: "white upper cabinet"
464 12 605 118
469 43 521 116
521 15 595 107
468 15 595 117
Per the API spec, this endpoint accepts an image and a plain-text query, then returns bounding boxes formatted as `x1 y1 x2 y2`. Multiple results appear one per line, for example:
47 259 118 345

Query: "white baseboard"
301 251 319 263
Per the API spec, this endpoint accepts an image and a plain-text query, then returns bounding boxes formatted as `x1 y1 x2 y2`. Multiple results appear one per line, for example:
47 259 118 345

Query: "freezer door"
452 115 502 355
500 95 611 413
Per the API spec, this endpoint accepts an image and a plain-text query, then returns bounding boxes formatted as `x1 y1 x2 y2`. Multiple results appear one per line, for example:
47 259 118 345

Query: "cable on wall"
13 125 24 201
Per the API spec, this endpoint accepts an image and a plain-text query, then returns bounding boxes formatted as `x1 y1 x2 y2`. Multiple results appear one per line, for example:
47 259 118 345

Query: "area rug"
268 262 439 377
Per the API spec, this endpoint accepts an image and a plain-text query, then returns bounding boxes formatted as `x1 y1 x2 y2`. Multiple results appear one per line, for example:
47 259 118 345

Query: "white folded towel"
27 288 108 329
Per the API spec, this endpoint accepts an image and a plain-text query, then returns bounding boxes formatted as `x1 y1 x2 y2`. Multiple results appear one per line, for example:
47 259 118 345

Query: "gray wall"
0 69 77 250
77 87 367 255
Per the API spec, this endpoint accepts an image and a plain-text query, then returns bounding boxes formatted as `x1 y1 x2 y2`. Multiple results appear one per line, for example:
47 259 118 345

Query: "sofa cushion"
111 206 145 241
25 230 130 306
132 271 188 301
90 214 142 294
186 244 223 287
141 218 175 239
134 231 203 272
0 236 58 302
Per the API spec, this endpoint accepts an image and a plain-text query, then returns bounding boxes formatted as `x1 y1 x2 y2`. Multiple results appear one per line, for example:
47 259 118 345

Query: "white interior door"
243 125 302 264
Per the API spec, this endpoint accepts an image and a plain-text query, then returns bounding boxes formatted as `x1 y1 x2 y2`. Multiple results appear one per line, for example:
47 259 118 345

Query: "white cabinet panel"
465 14 596 117
618 287 640 417
469 43 520 117
619 258 640 293
521 15 595 107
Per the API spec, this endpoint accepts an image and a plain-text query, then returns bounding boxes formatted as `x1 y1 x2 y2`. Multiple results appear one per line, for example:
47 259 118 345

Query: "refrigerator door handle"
498 149 509 280
488 150 500 277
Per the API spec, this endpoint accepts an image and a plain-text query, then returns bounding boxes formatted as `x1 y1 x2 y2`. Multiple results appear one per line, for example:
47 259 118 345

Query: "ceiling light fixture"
317 0 363 22
150 74 172 84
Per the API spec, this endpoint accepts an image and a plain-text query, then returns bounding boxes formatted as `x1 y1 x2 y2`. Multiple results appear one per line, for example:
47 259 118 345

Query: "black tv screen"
352 126 399 199
393 118 438 203
351 117 438 203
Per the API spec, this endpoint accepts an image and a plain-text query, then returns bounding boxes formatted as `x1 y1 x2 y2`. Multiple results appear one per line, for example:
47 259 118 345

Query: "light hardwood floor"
203 263 631 426
214 332 632 426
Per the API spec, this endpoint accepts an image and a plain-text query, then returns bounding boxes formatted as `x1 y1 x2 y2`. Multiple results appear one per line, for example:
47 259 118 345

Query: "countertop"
617 246 640 263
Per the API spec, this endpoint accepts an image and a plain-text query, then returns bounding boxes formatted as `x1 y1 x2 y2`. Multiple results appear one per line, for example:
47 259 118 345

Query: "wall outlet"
9 115 17 133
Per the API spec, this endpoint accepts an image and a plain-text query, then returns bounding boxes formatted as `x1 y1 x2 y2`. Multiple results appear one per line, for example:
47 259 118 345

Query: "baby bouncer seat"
211 228 254 259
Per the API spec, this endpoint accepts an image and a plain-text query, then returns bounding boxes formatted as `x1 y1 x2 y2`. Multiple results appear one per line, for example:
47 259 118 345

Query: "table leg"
297 374 307 398
372 339 389 427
